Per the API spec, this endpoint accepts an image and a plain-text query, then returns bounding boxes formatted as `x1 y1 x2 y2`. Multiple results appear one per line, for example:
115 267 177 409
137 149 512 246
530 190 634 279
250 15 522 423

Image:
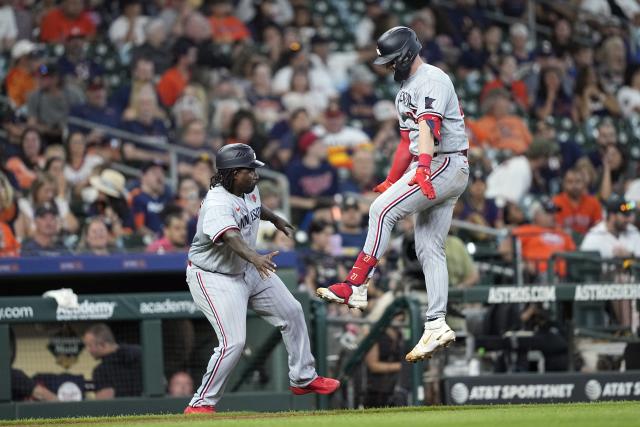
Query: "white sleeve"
580 232 610 258
202 203 239 243
108 18 127 44
0 8 17 39
272 68 292 94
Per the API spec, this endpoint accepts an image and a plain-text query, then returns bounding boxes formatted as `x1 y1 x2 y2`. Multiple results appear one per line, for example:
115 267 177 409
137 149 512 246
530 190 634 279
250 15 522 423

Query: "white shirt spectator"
580 0 611 17
355 17 375 48
580 221 640 258
235 0 293 25
272 66 336 97
312 124 370 149
0 5 17 49
485 155 531 204
617 86 640 118
64 154 104 186
109 15 150 47
310 52 360 93
281 91 328 120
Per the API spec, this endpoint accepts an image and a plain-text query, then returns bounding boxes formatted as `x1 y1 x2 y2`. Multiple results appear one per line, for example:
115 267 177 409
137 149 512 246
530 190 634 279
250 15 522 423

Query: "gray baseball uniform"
187 185 317 407
363 63 469 319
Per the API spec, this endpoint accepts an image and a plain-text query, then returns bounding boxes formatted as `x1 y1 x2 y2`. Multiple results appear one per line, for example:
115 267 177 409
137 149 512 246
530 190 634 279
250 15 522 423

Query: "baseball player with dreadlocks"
184 143 339 414
317 26 470 362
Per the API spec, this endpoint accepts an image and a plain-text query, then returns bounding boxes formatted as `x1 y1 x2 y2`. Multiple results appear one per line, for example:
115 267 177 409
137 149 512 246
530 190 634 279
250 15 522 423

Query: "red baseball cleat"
290 376 340 395
184 405 216 414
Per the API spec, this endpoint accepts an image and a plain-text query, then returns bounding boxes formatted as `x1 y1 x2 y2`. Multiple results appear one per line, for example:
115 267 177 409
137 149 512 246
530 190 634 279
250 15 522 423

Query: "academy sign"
56 300 117 321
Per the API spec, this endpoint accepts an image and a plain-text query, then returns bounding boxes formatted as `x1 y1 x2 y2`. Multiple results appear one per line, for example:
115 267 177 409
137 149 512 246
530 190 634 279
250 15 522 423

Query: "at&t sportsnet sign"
444 372 640 405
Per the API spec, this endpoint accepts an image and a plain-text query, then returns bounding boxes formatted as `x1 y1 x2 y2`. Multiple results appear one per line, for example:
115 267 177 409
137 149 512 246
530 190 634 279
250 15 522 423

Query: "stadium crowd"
3 0 640 405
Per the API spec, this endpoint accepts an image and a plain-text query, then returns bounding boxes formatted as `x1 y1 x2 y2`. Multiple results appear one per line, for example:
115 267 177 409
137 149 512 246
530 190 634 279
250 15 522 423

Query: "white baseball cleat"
316 283 368 310
405 318 456 362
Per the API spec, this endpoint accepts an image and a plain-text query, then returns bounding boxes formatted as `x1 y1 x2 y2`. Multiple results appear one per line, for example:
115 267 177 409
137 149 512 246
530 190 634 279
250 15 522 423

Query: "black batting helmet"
373 26 422 82
215 143 265 170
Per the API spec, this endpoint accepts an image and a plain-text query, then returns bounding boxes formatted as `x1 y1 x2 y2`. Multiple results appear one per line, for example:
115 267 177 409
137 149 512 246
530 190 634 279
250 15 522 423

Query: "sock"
344 252 378 286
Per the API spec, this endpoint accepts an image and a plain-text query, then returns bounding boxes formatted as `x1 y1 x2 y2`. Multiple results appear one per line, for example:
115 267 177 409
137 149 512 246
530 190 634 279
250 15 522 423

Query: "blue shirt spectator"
130 162 171 236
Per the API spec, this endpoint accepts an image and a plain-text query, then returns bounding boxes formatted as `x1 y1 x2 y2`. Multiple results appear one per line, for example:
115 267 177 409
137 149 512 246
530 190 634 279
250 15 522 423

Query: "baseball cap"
325 106 344 119
38 63 58 77
11 40 36 60
298 131 321 154
341 194 359 210
350 64 376 84
35 202 59 217
87 75 106 91
142 160 167 173
529 196 560 219
605 195 636 215
311 33 330 46
470 168 487 182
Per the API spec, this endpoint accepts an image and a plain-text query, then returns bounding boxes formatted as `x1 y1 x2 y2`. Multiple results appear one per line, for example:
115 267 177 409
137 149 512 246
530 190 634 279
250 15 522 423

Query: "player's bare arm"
260 205 295 238
222 229 278 279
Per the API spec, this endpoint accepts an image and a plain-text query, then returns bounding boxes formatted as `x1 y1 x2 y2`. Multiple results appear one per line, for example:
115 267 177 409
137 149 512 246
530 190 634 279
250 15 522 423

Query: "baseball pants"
363 153 469 319
186 263 317 407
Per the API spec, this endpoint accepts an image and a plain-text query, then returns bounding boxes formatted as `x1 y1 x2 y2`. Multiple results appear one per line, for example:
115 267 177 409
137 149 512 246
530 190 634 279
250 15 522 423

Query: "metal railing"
451 219 523 286
64 116 292 218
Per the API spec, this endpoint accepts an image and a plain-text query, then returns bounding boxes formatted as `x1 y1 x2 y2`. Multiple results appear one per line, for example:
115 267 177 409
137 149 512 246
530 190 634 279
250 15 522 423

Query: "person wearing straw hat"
87 169 134 237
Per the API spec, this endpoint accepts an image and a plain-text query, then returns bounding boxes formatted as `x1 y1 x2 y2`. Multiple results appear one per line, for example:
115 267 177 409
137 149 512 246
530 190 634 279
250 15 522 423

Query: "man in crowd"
21 203 72 257
581 196 640 258
82 323 142 399
337 195 367 263
553 168 603 236
146 211 188 253
130 162 171 238
499 198 575 281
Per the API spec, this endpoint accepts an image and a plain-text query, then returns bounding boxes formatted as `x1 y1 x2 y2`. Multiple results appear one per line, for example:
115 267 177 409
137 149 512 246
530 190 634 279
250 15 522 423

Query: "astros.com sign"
487 284 640 303
444 373 640 405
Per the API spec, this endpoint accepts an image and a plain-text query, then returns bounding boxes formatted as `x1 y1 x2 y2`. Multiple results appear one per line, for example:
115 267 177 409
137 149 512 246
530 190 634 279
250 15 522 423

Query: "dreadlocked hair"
210 168 236 192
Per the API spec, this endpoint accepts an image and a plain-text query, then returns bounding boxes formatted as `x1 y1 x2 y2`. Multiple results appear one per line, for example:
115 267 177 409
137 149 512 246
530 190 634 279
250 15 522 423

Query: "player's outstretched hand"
273 217 295 239
373 179 394 193
408 166 436 199
252 251 279 279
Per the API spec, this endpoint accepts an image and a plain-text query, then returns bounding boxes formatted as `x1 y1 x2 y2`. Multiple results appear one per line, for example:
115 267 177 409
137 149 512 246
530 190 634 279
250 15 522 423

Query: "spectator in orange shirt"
480 55 529 111
552 168 603 236
39 0 96 43
156 38 196 108
467 88 533 154
207 0 251 44
500 198 576 280
5 40 39 108
0 221 19 257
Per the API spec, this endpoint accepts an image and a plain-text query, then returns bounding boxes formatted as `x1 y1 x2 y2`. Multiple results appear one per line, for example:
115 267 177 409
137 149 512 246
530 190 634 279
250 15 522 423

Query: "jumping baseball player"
317 26 470 362
184 143 339 414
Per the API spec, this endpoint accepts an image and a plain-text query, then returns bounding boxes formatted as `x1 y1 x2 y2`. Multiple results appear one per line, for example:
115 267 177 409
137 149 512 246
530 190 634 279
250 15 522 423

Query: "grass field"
1 402 639 427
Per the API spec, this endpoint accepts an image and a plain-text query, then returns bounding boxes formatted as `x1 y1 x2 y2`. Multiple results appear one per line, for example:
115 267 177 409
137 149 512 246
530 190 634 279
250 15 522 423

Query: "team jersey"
396 63 468 155
188 185 261 274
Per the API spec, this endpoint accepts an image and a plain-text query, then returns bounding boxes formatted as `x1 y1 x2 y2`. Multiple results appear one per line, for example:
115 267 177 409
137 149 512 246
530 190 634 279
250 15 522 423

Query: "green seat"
277 268 299 292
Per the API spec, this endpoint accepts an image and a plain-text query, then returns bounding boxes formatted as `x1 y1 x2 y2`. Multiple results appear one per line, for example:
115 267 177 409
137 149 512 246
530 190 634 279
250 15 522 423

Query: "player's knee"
281 300 304 323
225 336 247 355
416 238 445 258
369 197 385 219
